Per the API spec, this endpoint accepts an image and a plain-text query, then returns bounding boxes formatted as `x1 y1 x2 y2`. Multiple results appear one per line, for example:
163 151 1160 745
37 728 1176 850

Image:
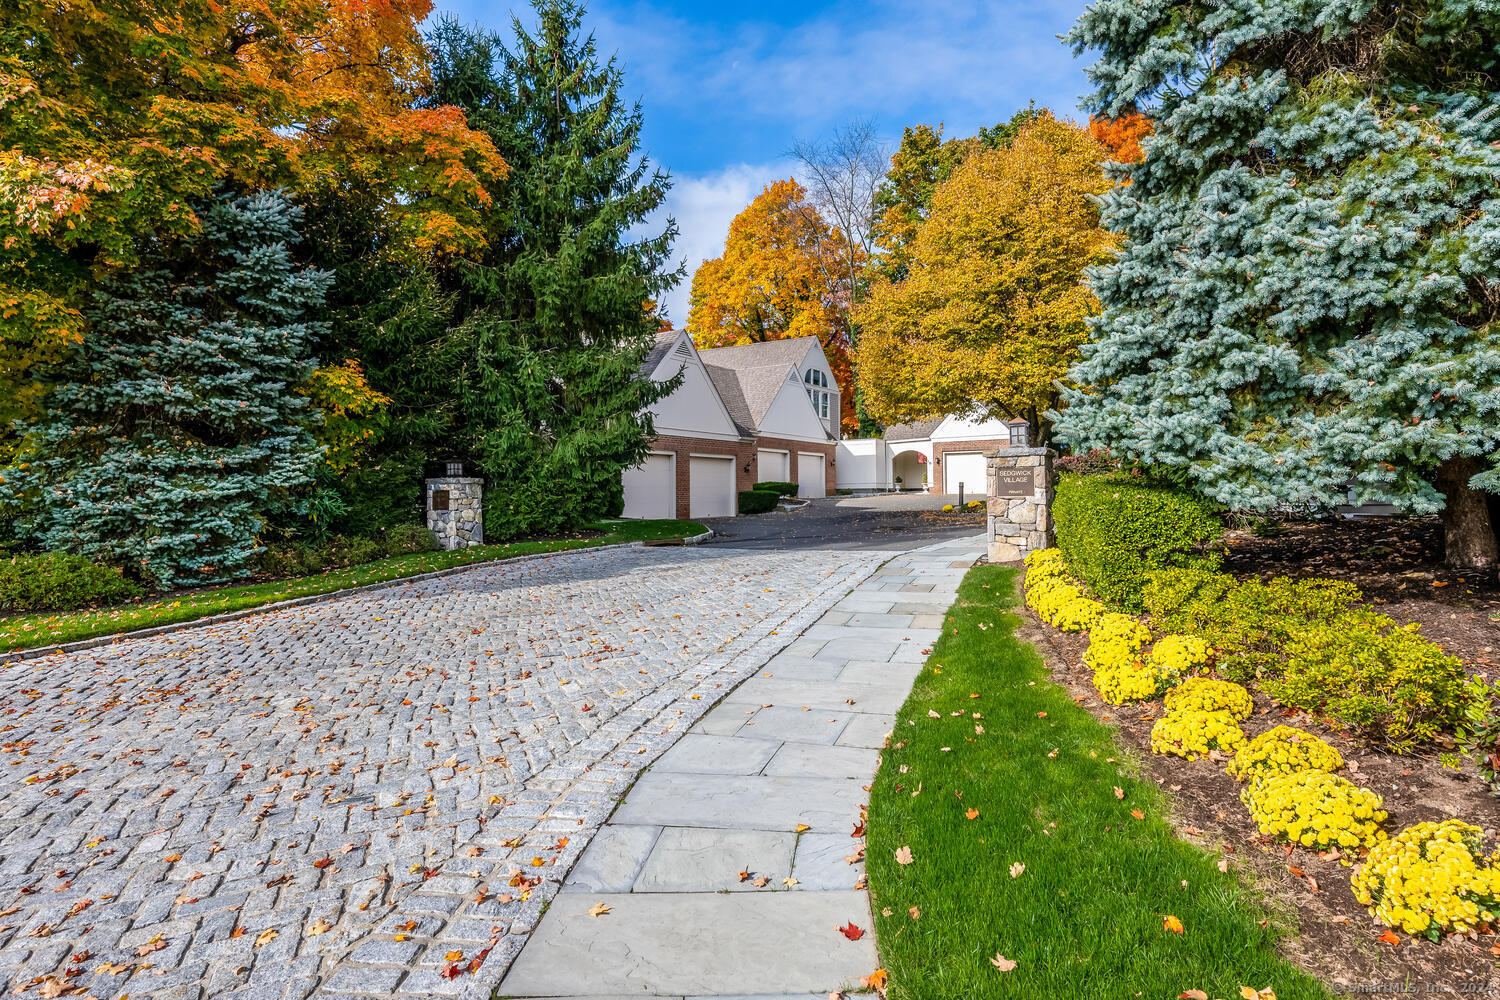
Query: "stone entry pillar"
426 476 484 550
986 446 1054 563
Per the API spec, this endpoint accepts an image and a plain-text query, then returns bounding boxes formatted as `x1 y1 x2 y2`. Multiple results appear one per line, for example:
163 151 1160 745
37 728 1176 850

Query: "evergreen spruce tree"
1060 0 1500 570
428 3 681 538
4 191 328 586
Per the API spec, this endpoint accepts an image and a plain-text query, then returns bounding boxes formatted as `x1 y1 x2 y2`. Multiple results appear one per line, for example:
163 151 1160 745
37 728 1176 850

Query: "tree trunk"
1436 456 1500 572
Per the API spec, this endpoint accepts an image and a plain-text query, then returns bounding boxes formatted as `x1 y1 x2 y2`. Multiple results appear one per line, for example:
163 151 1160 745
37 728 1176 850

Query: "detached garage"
688 455 736 518
622 453 674 519
942 451 987 496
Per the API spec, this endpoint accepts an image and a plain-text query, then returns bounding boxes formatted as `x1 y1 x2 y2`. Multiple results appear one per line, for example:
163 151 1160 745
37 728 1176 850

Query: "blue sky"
432 0 1094 324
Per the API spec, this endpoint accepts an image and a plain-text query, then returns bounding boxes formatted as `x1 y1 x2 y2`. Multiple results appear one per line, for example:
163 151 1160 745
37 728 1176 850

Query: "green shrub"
1143 569 1380 682
384 523 438 555
1052 474 1224 611
1264 621 1469 753
752 481 798 497
486 478 574 542
738 489 780 515
0 552 141 612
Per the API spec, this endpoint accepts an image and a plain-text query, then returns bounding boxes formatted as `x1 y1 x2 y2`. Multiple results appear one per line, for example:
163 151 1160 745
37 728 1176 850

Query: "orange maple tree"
687 178 862 430
1086 112 1153 163
0 0 506 435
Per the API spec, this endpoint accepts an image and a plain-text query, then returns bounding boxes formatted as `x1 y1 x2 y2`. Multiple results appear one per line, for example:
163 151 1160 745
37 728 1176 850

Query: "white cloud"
652 160 797 328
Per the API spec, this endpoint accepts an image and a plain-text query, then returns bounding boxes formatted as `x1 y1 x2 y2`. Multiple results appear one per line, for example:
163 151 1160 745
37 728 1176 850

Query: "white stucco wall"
835 438 888 491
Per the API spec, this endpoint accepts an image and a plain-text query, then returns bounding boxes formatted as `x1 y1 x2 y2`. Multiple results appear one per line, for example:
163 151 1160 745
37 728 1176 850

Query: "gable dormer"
645 330 742 441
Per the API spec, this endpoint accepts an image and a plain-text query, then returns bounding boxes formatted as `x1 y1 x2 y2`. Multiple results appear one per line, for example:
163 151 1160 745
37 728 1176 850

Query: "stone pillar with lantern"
985 418 1055 563
426 459 484 551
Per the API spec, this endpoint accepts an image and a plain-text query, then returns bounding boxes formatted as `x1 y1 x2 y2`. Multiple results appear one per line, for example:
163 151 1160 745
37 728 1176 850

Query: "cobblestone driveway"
0 544 882 1000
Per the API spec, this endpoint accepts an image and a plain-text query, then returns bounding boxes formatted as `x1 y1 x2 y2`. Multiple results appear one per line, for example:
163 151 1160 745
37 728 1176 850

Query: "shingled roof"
695 336 820 372
882 417 944 442
639 331 683 376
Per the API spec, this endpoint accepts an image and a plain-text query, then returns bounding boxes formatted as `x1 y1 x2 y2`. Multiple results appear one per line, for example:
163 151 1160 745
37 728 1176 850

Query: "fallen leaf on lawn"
927 710 940 718
587 902 611 918
1239 989 1278 1000
1009 862 1025 878
1163 914 1184 934
1377 929 1400 947
965 808 979 820
1178 991 1209 1000
908 906 920 919
1218 858 1230 873
1131 809 1145 820
307 919 333 936
1113 786 1124 799
894 846 913 865
254 929 277 947
990 953 1017 972
137 935 166 956
881 907 892 917
1036 711 1047 718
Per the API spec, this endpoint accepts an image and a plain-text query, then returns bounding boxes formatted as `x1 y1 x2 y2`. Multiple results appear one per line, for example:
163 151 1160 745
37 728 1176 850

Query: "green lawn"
0 518 705 654
865 564 1329 1000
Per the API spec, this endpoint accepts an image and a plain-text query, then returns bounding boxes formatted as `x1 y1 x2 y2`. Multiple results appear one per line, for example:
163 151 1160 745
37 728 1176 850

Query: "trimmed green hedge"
1052 474 1223 611
0 552 141 612
752 481 798 497
738 489 780 515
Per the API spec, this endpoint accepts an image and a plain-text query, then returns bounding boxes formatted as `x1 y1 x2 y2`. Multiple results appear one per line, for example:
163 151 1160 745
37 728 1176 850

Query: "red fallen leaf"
581 704 592 712
838 921 865 940
440 962 464 979
1288 865 1305 877
1377 929 1401 947
313 858 333 869
850 819 865 838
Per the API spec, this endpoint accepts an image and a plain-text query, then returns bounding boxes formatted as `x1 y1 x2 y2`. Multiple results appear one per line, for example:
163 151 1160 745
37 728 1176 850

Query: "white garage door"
688 455 736 518
757 449 789 483
622 453 674 519
943 451 987 496
796 453 826 498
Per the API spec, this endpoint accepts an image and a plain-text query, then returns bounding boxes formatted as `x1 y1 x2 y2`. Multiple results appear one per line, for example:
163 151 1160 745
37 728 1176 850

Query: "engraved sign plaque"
431 489 451 511
992 469 1034 498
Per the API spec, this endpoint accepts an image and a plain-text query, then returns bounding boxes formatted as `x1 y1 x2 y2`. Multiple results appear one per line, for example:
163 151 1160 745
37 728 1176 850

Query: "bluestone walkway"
498 533 985 999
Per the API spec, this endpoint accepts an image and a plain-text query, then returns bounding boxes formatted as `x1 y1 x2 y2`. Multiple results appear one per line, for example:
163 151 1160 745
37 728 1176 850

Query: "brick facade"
932 439 1009 494
644 433 837 519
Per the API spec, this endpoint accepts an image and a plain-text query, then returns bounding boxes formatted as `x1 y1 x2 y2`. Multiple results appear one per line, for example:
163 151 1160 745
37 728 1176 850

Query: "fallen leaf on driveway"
307 918 333 936
753 876 770 887
990 953 1016 972
588 902 611 917
137 934 167 956
254 929 278 947
894 846 913 865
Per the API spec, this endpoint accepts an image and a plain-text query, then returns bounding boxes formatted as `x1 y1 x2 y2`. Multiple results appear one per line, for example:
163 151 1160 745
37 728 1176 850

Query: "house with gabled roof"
622 331 839 519
836 414 1016 496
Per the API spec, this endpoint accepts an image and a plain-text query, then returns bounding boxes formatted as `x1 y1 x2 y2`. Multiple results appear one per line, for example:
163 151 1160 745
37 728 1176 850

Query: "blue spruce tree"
1060 0 1500 571
5 190 328 587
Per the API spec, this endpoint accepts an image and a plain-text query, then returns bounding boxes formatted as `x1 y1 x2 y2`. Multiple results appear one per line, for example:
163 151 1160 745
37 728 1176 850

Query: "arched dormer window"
804 369 831 419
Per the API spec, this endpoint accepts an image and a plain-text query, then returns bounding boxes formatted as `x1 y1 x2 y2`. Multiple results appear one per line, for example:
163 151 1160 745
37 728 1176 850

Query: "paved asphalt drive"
700 492 986 550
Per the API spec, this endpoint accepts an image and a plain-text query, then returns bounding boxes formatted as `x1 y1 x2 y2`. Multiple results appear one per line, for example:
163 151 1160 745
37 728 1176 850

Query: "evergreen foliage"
427 4 681 540
3 191 328 587
1060 0 1500 568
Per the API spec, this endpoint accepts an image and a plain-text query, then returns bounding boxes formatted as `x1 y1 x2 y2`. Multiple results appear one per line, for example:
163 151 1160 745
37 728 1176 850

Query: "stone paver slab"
609 772 867 831
497 892 875 997
559 825 661 894
762 742 878 780
733 705 852 744
633 828 794 892
835 712 897 749
790 833 865 890
653 734 781 775
729 677 911 714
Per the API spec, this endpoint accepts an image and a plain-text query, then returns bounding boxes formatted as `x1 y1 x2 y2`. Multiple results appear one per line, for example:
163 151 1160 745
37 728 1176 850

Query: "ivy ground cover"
864 564 1328 999
0 519 705 653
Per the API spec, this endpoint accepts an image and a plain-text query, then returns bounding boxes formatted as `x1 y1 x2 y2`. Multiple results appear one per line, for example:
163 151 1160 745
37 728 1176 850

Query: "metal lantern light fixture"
1006 418 1030 448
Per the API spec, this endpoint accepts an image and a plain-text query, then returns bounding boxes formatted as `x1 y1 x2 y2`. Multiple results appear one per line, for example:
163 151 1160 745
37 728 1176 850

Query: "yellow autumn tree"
687 178 862 429
853 113 1115 440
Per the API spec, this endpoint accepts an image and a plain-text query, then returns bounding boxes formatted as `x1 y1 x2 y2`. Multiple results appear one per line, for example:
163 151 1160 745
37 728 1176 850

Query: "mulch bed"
1018 526 1500 994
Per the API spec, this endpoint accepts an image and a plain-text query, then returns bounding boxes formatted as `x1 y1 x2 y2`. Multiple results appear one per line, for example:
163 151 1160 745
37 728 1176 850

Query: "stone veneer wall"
986 447 1054 563
426 476 484 550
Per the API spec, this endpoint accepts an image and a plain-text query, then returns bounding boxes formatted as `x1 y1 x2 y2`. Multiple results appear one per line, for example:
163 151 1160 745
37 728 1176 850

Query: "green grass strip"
865 563 1330 999
0 519 705 654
